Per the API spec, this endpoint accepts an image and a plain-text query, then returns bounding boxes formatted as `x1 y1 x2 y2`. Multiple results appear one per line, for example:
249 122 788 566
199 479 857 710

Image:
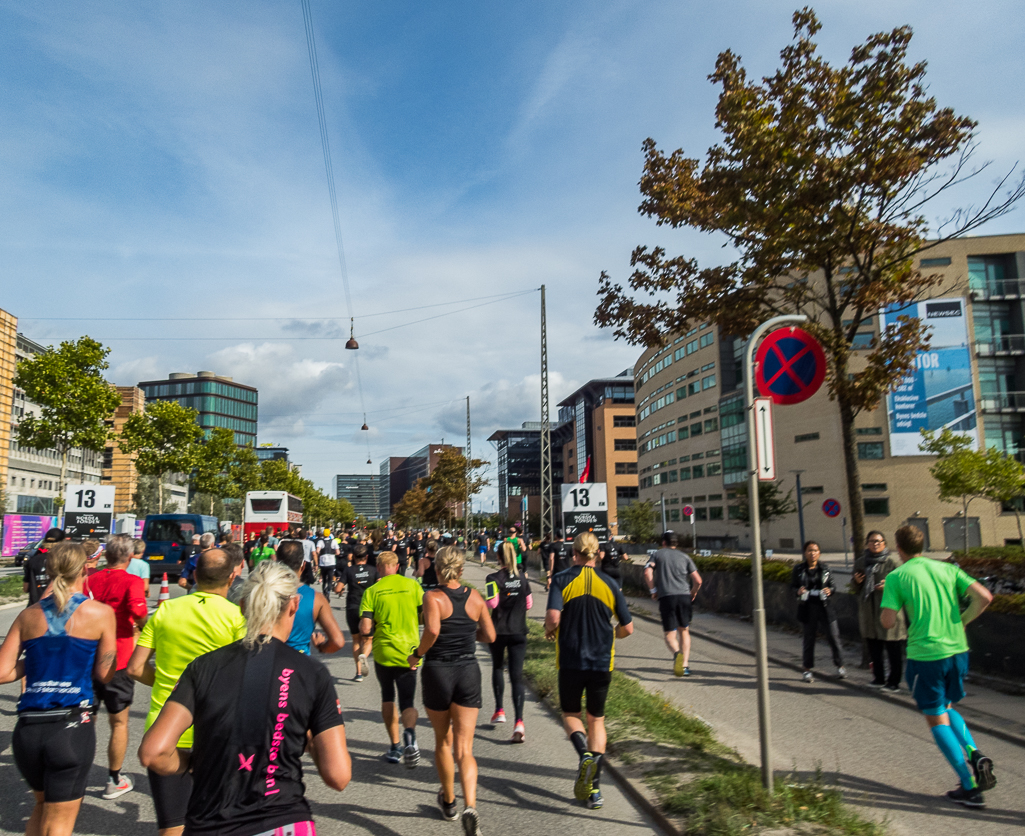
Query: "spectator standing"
127 538 152 595
644 531 702 677
881 525 996 807
791 541 846 682
852 531 907 691
87 534 150 800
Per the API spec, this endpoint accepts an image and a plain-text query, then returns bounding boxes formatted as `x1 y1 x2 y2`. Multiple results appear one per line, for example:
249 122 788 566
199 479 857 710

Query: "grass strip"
523 620 885 836
0 575 25 600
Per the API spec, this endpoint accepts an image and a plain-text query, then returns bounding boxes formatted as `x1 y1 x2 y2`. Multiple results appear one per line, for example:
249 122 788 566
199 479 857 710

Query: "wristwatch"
411 648 422 660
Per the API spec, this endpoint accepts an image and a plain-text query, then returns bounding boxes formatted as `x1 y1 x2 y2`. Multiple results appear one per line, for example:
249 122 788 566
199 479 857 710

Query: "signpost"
753 397 776 481
63 484 116 538
560 482 609 541
682 504 695 549
745 314 824 791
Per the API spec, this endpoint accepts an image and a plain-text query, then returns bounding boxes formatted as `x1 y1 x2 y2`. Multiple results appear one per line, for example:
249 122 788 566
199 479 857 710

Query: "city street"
0 581 658 836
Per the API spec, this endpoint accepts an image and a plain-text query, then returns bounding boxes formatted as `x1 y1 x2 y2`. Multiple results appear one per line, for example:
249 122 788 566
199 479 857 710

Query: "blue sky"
2 0 1023 507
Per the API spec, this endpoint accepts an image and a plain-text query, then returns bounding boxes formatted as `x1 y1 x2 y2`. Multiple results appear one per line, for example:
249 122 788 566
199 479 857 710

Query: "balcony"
980 391 1025 413
974 335 1025 357
970 279 1025 300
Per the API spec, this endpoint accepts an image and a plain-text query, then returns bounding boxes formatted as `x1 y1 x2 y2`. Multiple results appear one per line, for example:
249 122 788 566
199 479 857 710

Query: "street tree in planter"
13 337 121 512
118 401 203 514
594 9 1025 555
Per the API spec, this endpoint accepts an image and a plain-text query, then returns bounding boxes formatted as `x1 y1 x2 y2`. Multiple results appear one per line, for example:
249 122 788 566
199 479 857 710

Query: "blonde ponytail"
239 560 299 649
500 541 518 575
47 542 88 613
573 531 599 562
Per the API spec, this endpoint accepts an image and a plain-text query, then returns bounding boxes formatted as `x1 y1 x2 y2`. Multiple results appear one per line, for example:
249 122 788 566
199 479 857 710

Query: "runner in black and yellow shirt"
545 531 632 810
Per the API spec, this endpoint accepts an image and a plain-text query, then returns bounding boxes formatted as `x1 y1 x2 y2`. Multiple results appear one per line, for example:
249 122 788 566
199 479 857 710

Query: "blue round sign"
755 327 827 405
822 498 841 518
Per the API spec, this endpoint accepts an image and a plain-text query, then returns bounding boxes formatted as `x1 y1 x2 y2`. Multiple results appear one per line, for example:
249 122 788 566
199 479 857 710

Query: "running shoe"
970 751 997 791
461 806 482 836
574 753 597 802
358 653 367 670
404 742 421 768
385 744 402 764
353 673 363 682
883 684 900 693
868 680 886 689
683 667 692 677
491 709 506 724
587 789 604 809
801 671 813 683
946 785 985 807
673 652 684 677
102 774 134 800
437 790 459 822
836 666 847 679
511 721 525 744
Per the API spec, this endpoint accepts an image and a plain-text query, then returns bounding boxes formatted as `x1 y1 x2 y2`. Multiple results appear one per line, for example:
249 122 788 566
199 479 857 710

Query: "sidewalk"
468 560 1025 836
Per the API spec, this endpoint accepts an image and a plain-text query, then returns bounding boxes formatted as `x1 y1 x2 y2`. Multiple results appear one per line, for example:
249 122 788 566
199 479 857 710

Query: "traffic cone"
157 573 170 607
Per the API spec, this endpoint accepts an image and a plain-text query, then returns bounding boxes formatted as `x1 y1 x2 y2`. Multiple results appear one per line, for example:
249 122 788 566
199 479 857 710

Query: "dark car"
142 513 219 578
14 538 45 568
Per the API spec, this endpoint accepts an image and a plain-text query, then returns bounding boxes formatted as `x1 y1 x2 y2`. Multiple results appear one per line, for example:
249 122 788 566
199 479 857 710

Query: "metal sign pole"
744 313 807 792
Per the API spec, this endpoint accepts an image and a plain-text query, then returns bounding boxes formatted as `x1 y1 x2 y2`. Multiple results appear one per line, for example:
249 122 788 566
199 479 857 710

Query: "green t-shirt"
137 591 247 747
359 573 424 668
251 545 275 566
880 557 975 661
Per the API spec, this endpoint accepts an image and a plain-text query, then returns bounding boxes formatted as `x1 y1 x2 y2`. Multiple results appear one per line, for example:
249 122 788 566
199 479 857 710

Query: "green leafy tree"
922 428 1025 557
424 450 490 528
733 483 799 550
191 427 237 515
619 500 657 545
13 337 121 510
118 401 203 514
131 474 182 517
594 9 1025 556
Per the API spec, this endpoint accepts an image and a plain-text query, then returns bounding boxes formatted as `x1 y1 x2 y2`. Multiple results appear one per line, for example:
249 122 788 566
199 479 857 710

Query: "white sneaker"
102 774 134 800
801 671 813 683
837 666 847 679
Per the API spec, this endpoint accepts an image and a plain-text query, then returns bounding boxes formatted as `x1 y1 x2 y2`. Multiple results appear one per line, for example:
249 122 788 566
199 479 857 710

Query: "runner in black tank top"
409 547 495 835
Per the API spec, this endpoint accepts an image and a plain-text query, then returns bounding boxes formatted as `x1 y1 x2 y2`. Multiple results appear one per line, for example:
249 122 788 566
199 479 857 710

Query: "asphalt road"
0 578 659 836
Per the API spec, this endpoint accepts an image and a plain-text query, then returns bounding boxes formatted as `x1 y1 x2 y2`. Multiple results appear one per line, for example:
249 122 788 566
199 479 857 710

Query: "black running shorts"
422 661 482 712
658 594 693 632
558 668 613 718
375 662 418 712
93 668 135 714
149 759 194 830
345 609 362 638
13 714 96 802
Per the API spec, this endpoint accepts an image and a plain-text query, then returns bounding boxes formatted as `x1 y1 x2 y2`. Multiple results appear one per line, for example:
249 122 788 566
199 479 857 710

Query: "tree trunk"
210 494 215 516
158 474 164 514
58 448 69 519
963 496 970 559
836 395 865 556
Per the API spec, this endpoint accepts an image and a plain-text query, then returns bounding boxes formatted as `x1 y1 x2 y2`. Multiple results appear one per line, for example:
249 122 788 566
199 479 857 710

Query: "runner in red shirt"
87 534 149 800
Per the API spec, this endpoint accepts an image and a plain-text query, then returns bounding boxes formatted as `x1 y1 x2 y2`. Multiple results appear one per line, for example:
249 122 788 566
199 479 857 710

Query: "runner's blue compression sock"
931 725 975 789
946 708 977 755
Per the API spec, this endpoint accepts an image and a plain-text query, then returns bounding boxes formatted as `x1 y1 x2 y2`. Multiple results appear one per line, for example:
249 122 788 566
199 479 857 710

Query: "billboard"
884 297 978 456
2 514 60 557
560 482 610 541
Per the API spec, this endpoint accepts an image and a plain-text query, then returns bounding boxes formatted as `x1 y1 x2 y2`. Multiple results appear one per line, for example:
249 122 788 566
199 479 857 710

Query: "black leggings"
802 602 844 669
867 638 905 687
489 634 527 722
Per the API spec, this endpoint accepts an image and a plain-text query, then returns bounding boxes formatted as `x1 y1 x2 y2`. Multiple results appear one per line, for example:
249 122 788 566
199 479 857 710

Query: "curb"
627 609 1025 750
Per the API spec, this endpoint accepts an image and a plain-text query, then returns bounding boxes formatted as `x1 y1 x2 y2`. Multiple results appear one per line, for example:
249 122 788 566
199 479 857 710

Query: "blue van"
143 514 219 579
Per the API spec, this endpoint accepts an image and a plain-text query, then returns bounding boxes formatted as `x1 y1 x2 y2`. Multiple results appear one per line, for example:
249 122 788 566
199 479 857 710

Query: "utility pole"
540 284 554 543
465 395 471 552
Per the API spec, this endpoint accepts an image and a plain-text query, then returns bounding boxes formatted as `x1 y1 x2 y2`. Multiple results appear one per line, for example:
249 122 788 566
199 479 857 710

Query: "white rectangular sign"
560 482 608 512
753 398 776 481
65 484 116 513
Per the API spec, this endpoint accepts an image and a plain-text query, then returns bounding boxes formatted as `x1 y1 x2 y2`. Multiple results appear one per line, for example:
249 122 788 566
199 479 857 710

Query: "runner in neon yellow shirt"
127 550 246 835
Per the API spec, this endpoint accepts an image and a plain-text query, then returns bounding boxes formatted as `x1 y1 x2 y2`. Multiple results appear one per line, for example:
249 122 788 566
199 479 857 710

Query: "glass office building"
138 371 258 446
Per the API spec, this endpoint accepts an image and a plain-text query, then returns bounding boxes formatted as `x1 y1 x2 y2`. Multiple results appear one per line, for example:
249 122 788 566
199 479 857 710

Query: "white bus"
243 491 303 539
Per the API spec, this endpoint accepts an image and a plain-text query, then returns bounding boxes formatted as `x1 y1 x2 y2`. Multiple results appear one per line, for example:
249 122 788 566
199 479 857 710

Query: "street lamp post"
792 470 806 550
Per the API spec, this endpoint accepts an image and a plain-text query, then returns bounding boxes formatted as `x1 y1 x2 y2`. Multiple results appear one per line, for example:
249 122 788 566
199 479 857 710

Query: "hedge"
691 554 796 584
950 546 1025 562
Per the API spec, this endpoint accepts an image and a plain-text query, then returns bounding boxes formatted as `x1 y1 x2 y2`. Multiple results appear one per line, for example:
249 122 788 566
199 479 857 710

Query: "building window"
709 507 724 521
706 462 722 476
613 415 635 427
728 505 743 520
858 442 885 460
614 462 638 475
676 387 687 400
851 332 875 350
794 432 820 443
103 448 114 469
688 381 701 396
700 333 714 349
856 427 883 436
616 486 639 501
800 486 824 495
677 426 689 440
695 507 708 521
614 439 636 451
702 375 716 390
862 483 887 491
921 257 952 268
668 470 678 482
692 464 705 478
690 422 702 436
864 497 890 515
687 339 698 354
679 467 691 480
704 418 719 433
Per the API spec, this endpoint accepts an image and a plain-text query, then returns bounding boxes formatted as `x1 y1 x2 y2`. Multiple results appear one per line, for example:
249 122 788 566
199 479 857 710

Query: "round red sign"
755 327 827 406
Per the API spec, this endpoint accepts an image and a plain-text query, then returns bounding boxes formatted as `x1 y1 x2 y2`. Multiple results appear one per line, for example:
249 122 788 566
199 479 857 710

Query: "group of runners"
0 514 1003 836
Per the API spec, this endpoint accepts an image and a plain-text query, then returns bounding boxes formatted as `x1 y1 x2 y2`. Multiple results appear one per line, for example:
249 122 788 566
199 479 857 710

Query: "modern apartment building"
336 473 379 519
488 423 566 524
138 371 258 446
556 371 638 536
378 443 464 519
101 387 146 514
256 445 290 463
634 232 1025 553
7 333 102 514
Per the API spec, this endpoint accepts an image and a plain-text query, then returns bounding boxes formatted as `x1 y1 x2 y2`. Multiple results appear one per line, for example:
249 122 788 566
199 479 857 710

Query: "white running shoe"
102 774 134 800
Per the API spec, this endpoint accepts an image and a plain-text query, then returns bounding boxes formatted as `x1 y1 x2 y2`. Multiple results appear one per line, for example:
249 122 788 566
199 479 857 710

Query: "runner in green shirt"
127 549 246 834
359 551 424 767
880 525 995 808
249 534 276 569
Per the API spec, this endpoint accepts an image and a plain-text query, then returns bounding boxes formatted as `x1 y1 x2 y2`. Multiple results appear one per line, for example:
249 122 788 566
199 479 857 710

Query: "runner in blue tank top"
276 541 346 655
0 542 117 836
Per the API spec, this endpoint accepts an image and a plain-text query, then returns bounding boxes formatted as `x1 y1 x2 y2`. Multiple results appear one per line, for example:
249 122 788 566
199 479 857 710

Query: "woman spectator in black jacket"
791 541 846 683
